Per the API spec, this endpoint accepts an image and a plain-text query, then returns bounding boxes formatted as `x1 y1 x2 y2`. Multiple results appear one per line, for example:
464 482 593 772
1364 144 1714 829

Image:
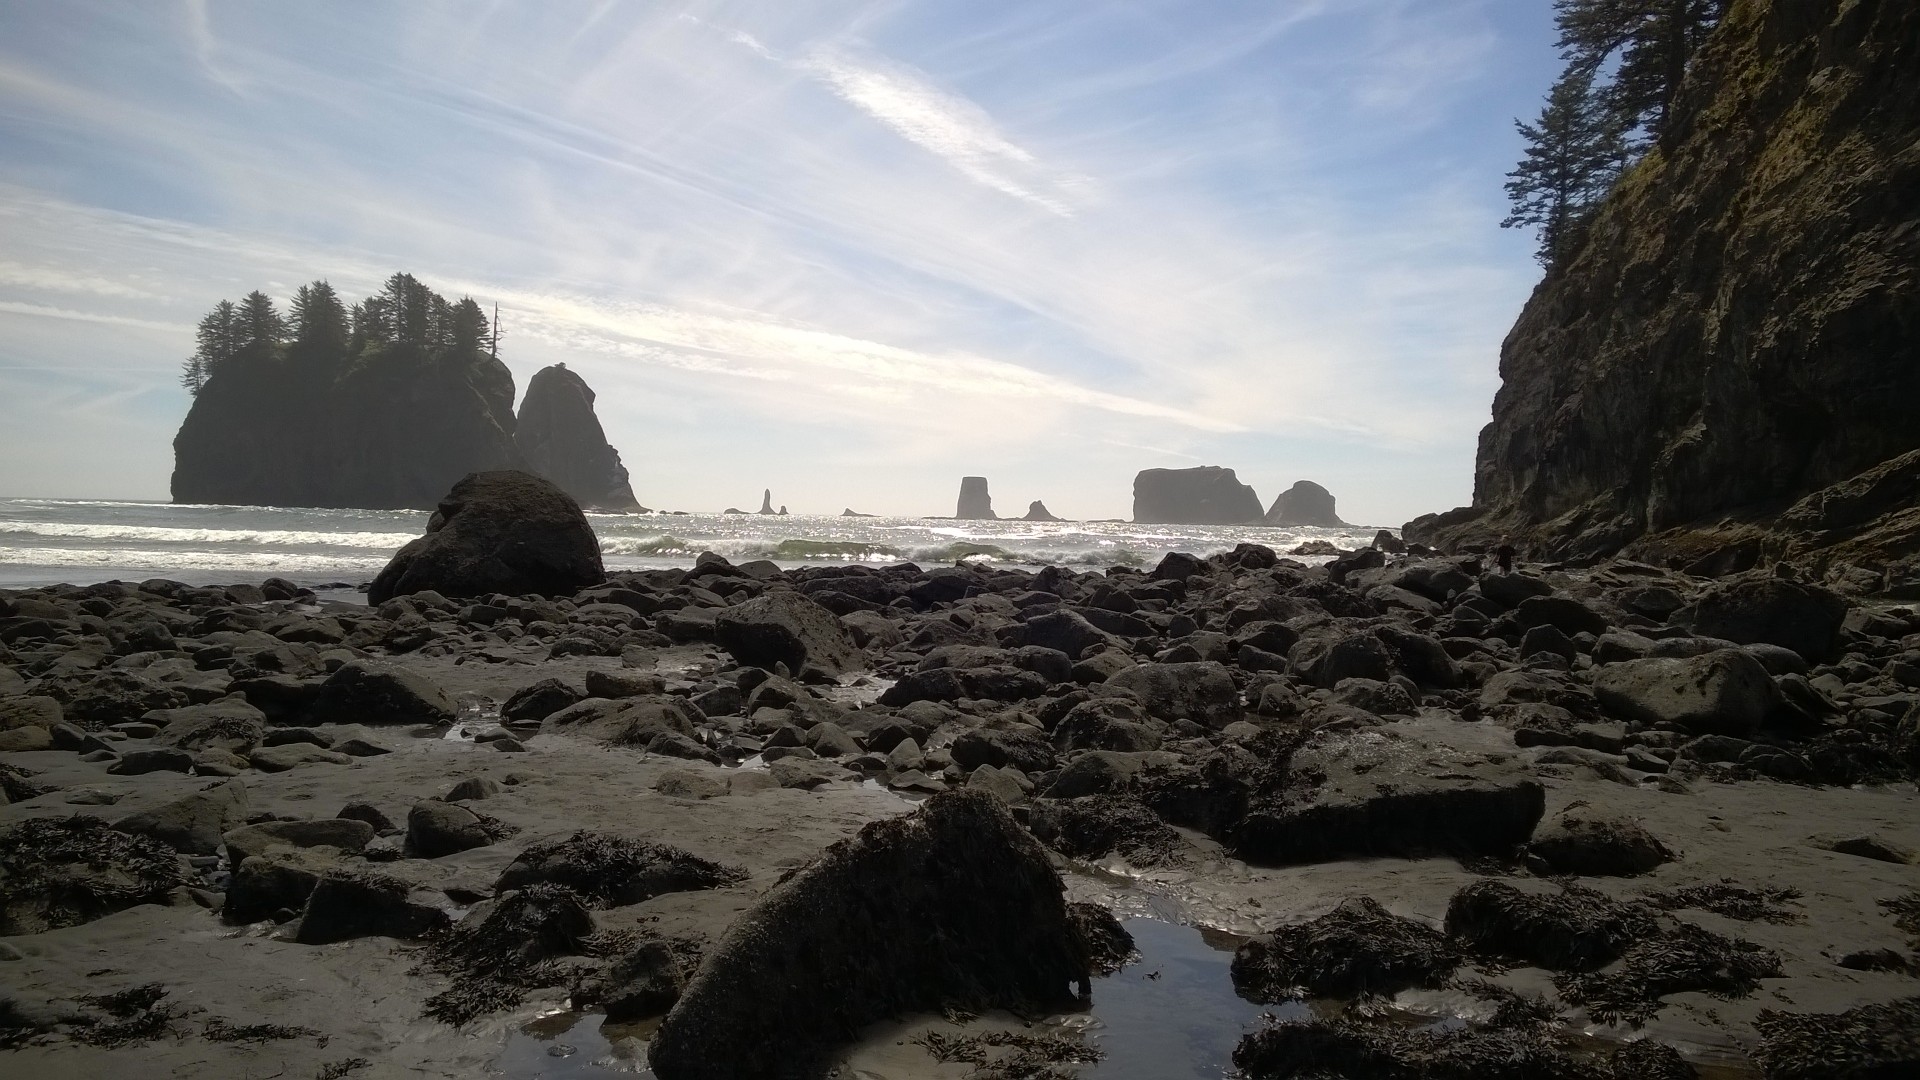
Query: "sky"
0 0 1562 526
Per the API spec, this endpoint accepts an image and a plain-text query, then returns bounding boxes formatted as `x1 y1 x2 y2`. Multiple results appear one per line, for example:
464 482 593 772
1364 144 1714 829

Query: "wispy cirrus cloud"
0 0 1553 520
799 48 1088 215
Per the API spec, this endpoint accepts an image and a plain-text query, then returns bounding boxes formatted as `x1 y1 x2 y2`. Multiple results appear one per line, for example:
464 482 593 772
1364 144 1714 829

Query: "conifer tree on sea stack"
237 290 288 351
180 298 240 396
290 280 349 356
449 297 491 356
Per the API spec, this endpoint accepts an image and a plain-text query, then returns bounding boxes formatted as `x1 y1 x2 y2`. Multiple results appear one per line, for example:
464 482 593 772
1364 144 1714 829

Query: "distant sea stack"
1265 481 1347 527
513 363 642 511
1023 500 1061 522
172 273 524 509
956 477 996 520
758 490 776 515
1407 0 1920 578
1132 467 1262 525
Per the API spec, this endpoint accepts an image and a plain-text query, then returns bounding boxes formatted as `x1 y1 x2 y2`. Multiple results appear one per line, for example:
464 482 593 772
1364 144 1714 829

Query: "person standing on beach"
1496 536 1516 575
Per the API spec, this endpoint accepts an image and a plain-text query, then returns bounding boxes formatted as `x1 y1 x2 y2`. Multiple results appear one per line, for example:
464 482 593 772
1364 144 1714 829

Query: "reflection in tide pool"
1082 918 1296 1079
498 918 1286 1078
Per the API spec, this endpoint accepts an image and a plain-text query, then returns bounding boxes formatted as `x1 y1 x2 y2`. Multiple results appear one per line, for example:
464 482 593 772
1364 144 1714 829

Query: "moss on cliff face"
1414 0 1920 580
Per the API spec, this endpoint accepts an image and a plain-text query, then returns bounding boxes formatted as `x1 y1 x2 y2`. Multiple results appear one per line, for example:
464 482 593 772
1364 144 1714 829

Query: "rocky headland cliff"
513 364 642 511
1407 0 1919 591
172 275 641 512
1132 467 1262 525
1265 481 1347 528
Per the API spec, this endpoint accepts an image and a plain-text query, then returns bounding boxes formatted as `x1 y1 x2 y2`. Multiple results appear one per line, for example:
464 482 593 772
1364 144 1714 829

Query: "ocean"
0 497 1384 591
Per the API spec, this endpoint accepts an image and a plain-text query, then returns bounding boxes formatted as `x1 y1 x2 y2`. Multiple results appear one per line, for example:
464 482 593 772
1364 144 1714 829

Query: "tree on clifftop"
1503 66 1623 268
1506 1 1724 269
290 280 349 356
185 273 504 396
237 290 287 352
180 299 238 396
1555 0 1726 149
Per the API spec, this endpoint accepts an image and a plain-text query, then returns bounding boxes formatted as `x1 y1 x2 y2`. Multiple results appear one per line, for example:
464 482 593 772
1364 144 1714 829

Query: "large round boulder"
369 470 604 604
1592 649 1779 737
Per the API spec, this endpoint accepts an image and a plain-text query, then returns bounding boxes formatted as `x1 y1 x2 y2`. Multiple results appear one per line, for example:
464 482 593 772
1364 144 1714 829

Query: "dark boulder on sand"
648 790 1101 1080
1132 466 1262 525
368 470 605 604
513 363 643 511
310 660 457 726
713 590 862 677
1233 731 1545 866
111 779 249 855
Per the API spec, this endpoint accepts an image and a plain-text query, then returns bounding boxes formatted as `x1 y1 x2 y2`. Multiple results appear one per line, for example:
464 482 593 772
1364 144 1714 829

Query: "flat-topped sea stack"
1133 466 1262 525
513 363 642 512
956 477 996 520
1266 480 1347 527
1406 0 1920 585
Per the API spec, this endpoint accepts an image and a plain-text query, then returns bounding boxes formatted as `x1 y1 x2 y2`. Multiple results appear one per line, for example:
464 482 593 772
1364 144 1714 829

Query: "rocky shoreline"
4 538 1919 1078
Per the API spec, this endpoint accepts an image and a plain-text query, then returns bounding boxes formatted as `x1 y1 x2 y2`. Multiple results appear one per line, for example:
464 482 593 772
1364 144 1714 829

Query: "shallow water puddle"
1079 917 1298 1078
497 917 1282 1078
498 1011 658 1078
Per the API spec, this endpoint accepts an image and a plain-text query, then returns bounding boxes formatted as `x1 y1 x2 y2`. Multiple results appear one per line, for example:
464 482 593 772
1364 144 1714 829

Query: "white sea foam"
0 521 421 548
0 498 1382 588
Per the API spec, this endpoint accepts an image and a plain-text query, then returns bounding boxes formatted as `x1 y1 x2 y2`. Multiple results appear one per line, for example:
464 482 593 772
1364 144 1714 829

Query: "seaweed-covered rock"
407 800 516 858
1445 879 1654 972
493 831 744 907
421 882 596 1025
153 697 266 752
295 868 450 944
1231 897 1457 1001
648 790 1095 1080
0 816 185 935
713 591 862 677
368 470 605 604
1526 813 1674 877
1555 921 1782 1025
1027 795 1185 867
1233 1017 1611 1080
1755 995 1920 1080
